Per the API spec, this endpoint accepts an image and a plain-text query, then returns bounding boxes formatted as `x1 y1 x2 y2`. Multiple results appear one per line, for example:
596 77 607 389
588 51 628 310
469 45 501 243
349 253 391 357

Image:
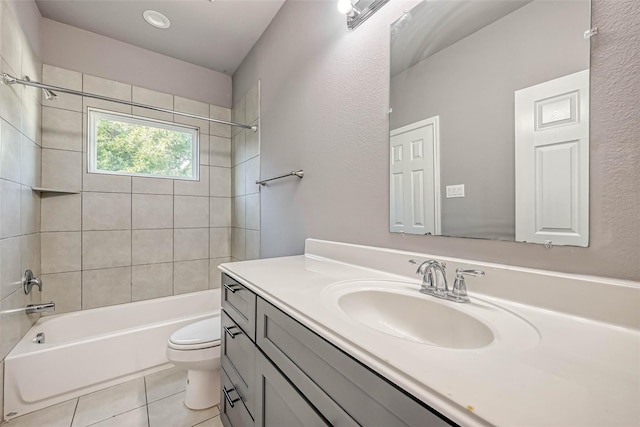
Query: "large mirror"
389 0 591 247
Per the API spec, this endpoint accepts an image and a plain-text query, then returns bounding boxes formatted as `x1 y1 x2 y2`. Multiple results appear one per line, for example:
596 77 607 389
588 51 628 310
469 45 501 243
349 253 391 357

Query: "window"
88 108 199 180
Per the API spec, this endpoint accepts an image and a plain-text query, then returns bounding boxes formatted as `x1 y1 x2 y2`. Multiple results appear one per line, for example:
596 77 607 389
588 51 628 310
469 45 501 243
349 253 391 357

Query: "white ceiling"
35 0 286 75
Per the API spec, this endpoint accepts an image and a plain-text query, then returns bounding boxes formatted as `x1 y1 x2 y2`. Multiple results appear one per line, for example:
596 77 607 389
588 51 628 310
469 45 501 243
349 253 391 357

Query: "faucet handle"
449 269 485 303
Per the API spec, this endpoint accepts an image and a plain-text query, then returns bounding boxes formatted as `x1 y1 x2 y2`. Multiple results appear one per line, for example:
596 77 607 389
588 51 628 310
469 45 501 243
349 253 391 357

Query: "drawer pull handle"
224 326 241 338
223 386 240 408
224 283 241 293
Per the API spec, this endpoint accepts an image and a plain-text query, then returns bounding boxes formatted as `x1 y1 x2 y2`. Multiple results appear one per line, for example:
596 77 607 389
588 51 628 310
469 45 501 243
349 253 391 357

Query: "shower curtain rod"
2 73 257 132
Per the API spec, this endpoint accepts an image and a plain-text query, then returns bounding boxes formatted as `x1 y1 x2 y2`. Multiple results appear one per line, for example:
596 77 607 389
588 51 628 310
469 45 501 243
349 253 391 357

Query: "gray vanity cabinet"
220 273 454 427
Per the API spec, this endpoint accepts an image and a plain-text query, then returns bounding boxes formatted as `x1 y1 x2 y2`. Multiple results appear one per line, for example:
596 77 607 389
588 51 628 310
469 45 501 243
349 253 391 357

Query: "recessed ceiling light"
143 10 171 29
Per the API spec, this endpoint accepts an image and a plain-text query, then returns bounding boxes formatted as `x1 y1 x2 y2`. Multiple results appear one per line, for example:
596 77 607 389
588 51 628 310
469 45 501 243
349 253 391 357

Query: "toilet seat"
168 316 221 350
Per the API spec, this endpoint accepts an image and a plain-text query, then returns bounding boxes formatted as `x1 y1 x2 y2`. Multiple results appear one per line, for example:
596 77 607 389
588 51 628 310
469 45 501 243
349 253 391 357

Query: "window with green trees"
88 109 199 180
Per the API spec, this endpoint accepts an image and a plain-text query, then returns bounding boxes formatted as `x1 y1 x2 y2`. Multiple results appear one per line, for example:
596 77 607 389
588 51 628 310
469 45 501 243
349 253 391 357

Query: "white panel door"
390 117 441 235
515 70 589 247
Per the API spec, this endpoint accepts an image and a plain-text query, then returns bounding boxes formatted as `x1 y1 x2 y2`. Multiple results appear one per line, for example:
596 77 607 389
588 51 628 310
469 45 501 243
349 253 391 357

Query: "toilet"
166 315 221 410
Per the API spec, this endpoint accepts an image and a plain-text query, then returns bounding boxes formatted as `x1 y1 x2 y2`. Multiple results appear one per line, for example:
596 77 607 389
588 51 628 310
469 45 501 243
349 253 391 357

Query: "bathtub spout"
26 302 55 315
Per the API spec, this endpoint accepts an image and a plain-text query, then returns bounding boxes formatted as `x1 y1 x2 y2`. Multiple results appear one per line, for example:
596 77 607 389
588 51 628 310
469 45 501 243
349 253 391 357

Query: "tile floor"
2 368 223 427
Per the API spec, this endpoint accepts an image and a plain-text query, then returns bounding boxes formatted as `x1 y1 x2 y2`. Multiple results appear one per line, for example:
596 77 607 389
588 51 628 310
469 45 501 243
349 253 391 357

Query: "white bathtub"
4 289 220 420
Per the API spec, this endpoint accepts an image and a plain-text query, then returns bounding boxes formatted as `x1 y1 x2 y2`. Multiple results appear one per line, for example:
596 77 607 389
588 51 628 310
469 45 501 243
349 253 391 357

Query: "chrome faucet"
25 302 55 315
23 269 42 294
409 260 484 303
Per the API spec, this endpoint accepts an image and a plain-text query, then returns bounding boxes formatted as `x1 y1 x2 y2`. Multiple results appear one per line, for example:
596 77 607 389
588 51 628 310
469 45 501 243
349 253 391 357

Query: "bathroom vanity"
219 239 640 427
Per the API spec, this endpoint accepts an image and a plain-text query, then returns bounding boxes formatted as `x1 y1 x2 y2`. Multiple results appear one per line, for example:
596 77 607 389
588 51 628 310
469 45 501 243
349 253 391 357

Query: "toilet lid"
169 316 221 350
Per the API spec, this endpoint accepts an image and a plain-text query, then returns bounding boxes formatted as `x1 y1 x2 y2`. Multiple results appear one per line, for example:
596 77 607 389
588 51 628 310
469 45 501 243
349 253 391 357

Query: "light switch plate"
446 184 465 198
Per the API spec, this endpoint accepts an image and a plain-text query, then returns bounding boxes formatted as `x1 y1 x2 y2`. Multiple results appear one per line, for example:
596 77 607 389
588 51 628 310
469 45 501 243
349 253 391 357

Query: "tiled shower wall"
39 65 234 314
0 0 43 418
231 82 260 261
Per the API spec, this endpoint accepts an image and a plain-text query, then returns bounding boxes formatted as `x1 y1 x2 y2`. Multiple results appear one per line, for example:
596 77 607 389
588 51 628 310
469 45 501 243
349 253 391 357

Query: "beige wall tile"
209 228 231 258
20 137 41 187
41 193 81 232
83 192 131 230
1 237 22 299
1 289 30 359
21 233 41 278
231 96 245 136
231 228 246 261
246 230 260 261
209 104 231 138
132 86 173 121
82 267 131 309
209 257 231 289
199 134 210 166
42 107 82 151
245 121 259 160
1 5 22 76
233 196 245 229
210 197 231 227
132 176 173 195
20 91 40 144
42 64 83 111
82 230 131 270
231 130 245 167
0 59 23 130
174 259 209 295
1 179 21 238
132 229 173 265
83 74 132 100
41 231 81 274
132 194 173 229
40 271 81 315
233 163 246 197
245 193 260 231
83 160 132 192
174 196 209 228
245 82 260 124
209 136 231 168
174 228 208 261
132 262 173 301
42 149 82 191
174 165 209 196
174 96 209 132
210 166 231 197
1 118 22 182
20 185 40 235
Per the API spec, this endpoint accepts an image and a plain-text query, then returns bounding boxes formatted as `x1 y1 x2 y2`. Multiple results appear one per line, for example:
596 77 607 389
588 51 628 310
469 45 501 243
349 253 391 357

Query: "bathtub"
4 289 220 420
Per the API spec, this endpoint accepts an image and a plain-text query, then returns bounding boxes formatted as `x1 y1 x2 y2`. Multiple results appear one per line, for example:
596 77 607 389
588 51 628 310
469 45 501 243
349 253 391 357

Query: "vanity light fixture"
338 0 390 31
143 10 171 29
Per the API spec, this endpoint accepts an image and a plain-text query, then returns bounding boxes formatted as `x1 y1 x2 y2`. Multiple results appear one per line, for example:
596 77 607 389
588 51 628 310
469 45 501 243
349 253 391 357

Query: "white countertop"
219 241 640 427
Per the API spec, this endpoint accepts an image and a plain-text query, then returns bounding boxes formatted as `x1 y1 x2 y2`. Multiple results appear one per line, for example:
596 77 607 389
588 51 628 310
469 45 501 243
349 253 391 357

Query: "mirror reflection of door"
515 70 590 247
390 117 441 235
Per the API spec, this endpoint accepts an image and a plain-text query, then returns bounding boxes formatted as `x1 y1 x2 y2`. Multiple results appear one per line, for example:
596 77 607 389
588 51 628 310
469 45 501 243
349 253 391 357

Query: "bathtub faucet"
25 302 55 315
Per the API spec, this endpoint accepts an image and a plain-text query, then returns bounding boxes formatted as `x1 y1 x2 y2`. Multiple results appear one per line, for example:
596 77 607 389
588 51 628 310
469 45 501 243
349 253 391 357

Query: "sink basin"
338 289 494 349
322 279 540 352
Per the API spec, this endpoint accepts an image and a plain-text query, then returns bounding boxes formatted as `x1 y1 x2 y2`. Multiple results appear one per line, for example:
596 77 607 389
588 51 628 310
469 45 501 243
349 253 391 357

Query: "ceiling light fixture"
337 0 390 31
143 10 171 29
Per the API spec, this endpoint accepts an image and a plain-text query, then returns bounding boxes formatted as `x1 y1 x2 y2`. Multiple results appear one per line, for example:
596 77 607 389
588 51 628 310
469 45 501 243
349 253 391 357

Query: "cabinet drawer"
222 310 256 417
221 366 254 427
222 274 256 341
256 298 453 427
255 351 329 427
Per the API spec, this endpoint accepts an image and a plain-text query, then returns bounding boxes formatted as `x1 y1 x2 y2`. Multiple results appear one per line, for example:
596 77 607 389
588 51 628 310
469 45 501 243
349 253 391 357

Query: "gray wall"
390 0 590 240
233 0 640 281
40 18 232 108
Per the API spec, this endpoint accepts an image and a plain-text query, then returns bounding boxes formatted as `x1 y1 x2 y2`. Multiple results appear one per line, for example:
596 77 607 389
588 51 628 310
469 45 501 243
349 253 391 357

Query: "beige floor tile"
4 399 77 427
194 414 223 427
71 378 146 426
88 406 148 427
148 392 219 427
145 367 187 403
